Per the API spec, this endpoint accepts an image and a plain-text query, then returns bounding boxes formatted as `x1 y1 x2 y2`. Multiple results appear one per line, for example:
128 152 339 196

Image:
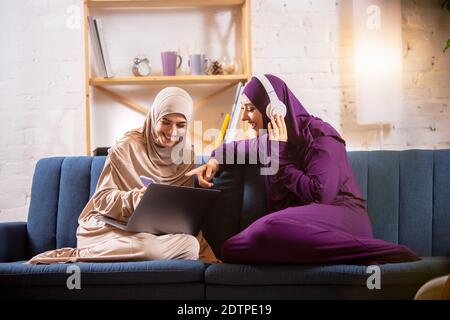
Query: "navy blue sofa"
1 150 450 300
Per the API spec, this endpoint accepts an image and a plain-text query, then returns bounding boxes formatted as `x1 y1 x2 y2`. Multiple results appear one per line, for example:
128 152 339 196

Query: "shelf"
83 0 252 155
87 0 245 8
90 74 248 86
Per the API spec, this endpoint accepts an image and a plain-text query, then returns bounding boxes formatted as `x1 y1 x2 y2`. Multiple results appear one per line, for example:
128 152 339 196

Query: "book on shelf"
94 18 114 78
224 81 245 143
87 16 106 77
88 16 114 78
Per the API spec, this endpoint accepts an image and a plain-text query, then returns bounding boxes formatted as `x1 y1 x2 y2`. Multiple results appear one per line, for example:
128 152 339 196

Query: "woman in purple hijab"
187 74 419 265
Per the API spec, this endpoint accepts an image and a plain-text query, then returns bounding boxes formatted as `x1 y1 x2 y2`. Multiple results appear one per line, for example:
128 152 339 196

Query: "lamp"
352 0 403 133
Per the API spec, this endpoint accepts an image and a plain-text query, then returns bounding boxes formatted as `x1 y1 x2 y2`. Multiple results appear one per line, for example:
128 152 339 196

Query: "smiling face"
241 94 264 136
154 113 187 147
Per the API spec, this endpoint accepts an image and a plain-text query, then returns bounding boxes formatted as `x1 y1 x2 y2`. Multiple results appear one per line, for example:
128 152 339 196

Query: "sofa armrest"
0 222 27 262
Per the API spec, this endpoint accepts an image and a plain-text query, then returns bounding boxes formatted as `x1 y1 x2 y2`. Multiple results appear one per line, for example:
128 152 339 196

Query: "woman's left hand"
268 115 288 142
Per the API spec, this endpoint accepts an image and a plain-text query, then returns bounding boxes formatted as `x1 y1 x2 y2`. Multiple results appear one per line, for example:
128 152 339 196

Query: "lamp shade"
353 0 403 125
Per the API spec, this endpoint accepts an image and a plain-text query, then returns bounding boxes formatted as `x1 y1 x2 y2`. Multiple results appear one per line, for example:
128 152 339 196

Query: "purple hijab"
242 74 344 147
242 74 350 212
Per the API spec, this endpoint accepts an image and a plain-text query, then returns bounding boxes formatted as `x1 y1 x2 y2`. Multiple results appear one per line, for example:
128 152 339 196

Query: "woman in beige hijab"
29 87 218 264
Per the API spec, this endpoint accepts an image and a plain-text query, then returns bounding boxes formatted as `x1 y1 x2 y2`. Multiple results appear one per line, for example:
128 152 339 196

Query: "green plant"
443 0 450 52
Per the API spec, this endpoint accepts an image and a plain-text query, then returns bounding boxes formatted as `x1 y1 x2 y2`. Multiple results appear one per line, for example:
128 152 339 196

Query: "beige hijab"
112 86 195 186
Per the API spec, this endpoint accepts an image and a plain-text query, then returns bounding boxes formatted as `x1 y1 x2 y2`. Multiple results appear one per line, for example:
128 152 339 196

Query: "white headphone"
254 75 287 118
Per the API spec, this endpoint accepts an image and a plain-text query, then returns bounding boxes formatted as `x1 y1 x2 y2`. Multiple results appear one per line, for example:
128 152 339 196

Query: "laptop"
99 180 221 236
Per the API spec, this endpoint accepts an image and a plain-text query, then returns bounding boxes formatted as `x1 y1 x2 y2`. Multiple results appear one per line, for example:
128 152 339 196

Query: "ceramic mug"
161 51 182 76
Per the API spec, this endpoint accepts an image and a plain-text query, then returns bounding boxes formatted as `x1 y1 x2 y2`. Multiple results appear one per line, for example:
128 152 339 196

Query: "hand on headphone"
268 115 288 142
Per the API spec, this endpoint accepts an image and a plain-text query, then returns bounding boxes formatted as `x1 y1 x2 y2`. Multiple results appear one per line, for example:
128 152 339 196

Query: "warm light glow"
353 0 403 125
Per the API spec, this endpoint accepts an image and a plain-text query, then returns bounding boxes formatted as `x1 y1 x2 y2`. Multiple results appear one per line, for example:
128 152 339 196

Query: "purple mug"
161 51 182 76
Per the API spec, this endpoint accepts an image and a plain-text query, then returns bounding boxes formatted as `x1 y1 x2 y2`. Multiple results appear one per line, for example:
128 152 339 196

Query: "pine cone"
207 60 224 75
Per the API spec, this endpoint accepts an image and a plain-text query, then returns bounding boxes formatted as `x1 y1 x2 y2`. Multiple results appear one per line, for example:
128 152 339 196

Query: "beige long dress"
28 87 218 264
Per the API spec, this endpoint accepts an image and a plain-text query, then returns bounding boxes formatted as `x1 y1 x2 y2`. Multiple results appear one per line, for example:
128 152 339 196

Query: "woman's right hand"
185 158 219 188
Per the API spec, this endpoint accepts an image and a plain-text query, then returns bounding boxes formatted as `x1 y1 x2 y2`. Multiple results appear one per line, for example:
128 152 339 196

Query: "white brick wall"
0 0 449 221
0 0 85 221
253 0 450 150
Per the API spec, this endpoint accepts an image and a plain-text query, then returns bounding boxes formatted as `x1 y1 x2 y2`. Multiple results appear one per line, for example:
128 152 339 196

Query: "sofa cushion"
240 165 269 230
27 157 65 257
346 150 450 257
205 283 425 300
433 150 450 256
202 165 247 259
90 156 106 198
204 257 450 286
0 260 206 287
0 222 27 262
56 157 92 249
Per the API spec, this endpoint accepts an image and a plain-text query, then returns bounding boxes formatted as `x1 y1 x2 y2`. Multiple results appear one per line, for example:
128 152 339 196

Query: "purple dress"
212 74 419 265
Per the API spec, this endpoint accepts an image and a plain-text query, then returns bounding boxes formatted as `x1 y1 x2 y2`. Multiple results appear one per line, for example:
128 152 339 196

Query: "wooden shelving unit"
90 74 249 86
83 0 252 155
87 0 246 8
